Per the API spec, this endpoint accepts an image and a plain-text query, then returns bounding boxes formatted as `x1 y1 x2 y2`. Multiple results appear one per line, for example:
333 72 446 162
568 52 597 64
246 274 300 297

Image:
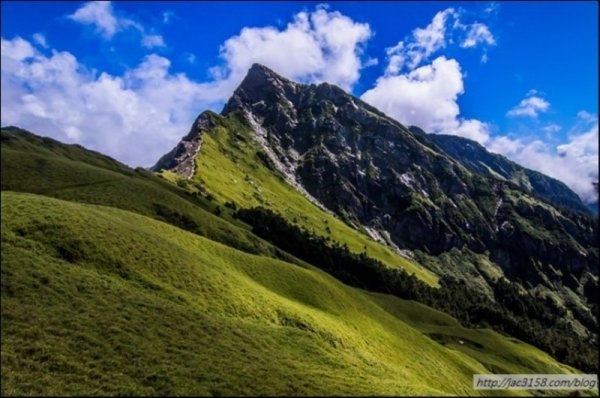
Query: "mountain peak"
240 63 293 92
247 63 279 78
223 64 296 115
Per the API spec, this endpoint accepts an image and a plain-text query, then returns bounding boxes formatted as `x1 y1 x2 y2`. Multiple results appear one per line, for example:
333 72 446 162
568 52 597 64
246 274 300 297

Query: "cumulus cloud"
215 7 372 91
452 119 492 144
488 113 599 203
507 93 550 118
487 135 524 155
68 1 166 48
0 37 224 166
1 7 373 167
364 57 459 131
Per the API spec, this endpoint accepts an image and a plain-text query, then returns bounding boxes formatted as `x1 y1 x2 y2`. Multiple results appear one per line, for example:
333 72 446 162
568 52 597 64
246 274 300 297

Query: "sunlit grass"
1 192 578 396
192 115 439 286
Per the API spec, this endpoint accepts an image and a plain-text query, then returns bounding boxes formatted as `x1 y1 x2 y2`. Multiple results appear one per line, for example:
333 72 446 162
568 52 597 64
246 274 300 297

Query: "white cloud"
385 7 495 74
32 33 48 48
1 36 36 60
507 94 550 118
142 34 165 48
558 123 598 160
461 23 495 48
577 110 598 123
363 56 461 132
488 135 524 155
386 8 456 74
452 119 491 144
361 7 497 145
68 1 119 38
215 8 372 91
541 123 561 134
0 37 224 167
68 1 166 48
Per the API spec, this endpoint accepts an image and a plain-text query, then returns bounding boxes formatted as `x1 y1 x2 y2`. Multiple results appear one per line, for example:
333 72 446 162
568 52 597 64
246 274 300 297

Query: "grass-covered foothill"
1 192 581 396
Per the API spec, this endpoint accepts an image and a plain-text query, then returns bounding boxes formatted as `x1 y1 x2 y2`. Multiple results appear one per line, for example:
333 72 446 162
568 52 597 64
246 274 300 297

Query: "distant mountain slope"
423 131 591 214
1 191 578 395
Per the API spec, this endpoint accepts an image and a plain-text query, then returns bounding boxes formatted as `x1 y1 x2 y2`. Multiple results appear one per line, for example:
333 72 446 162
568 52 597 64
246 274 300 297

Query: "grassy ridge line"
190 113 439 286
2 191 576 396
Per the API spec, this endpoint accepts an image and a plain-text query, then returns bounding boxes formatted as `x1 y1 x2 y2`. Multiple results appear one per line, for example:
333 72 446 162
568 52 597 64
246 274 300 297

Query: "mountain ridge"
423 131 592 215
157 63 597 275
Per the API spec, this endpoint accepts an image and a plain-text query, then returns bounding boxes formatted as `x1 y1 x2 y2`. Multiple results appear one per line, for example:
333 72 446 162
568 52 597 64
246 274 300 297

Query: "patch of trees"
153 203 204 235
235 206 598 373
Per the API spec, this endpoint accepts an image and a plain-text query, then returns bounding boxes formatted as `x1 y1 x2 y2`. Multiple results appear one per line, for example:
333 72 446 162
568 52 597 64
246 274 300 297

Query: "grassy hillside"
187 114 439 286
1 192 579 396
0 127 298 262
368 294 577 376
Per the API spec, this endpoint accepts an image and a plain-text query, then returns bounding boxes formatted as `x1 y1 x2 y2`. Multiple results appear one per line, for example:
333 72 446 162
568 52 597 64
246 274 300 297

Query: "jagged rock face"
152 111 217 177
156 63 598 283
220 64 598 280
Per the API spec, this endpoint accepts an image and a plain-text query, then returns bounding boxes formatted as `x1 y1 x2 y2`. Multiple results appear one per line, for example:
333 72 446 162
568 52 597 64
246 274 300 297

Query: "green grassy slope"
1 192 578 396
188 114 439 286
0 127 296 261
368 294 578 376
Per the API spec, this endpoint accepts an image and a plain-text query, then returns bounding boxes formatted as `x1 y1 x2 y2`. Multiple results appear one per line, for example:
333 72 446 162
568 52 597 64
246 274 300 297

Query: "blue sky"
1 1 598 203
